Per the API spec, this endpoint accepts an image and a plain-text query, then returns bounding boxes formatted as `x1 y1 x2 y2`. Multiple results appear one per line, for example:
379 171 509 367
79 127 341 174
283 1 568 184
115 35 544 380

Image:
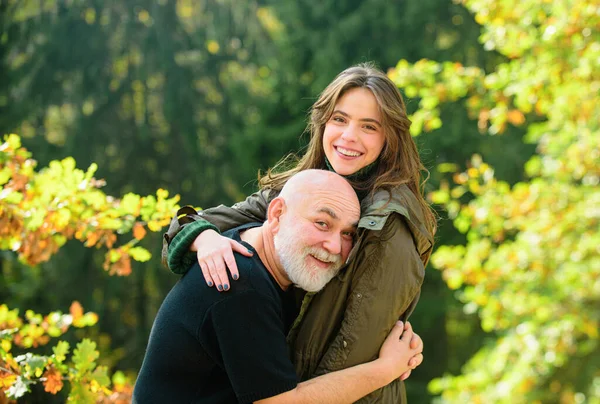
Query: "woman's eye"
332 116 345 123
364 124 377 131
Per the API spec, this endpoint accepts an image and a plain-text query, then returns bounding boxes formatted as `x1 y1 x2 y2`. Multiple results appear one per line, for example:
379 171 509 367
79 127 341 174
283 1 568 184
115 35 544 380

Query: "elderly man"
133 170 420 403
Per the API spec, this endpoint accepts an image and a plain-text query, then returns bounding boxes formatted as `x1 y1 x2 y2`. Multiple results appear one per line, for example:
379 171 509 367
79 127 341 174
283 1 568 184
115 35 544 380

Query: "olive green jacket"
162 184 433 403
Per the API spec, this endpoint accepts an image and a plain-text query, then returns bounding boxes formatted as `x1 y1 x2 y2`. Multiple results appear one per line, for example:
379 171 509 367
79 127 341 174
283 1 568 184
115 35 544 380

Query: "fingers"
225 241 250 282
408 353 423 368
409 334 419 350
204 256 219 289
207 257 230 291
209 241 248 290
231 240 253 257
400 353 423 381
402 322 420 348
399 322 414 343
199 255 233 291
198 260 214 287
389 321 404 339
195 233 249 291
409 332 423 351
399 369 411 381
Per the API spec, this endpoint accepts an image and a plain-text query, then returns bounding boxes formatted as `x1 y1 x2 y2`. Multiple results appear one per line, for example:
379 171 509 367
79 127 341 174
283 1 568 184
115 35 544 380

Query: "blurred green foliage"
2 0 596 402
0 135 178 399
392 0 599 401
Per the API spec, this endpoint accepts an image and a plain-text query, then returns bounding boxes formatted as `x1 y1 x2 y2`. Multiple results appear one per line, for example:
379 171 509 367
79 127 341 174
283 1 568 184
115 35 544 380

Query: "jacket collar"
358 184 434 266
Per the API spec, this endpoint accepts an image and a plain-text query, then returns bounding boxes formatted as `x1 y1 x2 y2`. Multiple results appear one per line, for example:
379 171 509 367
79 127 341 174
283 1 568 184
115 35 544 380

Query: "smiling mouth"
335 146 362 157
308 254 334 269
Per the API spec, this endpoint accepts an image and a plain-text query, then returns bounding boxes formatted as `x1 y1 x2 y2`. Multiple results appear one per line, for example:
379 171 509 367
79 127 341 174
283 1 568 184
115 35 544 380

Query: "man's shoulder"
231 253 279 298
222 222 262 241
178 254 278 310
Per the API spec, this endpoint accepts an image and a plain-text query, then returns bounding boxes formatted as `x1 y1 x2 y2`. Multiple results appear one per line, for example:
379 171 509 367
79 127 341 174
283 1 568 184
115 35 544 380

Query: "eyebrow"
318 207 359 228
319 207 338 219
333 110 382 128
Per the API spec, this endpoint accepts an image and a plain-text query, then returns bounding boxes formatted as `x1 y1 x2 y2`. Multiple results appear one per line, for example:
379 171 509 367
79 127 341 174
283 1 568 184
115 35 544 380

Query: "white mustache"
306 247 342 266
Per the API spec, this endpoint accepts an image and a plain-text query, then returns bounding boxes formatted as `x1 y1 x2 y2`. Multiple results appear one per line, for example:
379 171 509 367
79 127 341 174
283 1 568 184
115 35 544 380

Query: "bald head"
278 169 359 213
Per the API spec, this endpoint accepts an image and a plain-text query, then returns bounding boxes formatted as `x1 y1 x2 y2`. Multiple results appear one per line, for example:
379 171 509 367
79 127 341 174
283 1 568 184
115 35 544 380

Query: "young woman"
162 63 435 403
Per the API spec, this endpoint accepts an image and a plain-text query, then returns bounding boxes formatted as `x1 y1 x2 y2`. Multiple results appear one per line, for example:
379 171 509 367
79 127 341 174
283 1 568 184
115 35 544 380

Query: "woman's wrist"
167 220 219 274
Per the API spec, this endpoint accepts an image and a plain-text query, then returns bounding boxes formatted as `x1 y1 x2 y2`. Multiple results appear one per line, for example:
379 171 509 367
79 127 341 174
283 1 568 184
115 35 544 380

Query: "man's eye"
342 232 355 240
316 221 328 228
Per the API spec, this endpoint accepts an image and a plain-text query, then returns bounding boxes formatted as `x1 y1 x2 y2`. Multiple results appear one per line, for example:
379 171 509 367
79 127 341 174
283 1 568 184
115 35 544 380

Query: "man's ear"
266 197 286 233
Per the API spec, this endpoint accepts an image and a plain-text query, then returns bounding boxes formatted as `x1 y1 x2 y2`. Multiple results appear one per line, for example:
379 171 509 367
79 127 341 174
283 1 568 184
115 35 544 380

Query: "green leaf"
524 156 542 177
25 209 46 230
84 162 98 180
121 193 141 214
0 168 10 185
430 190 450 205
29 356 47 377
15 352 47 376
2 189 24 204
4 134 21 148
111 370 127 386
437 163 459 173
128 246 152 262
53 341 70 363
68 382 96 404
91 366 111 388
55 208 72 228
72 339 99 374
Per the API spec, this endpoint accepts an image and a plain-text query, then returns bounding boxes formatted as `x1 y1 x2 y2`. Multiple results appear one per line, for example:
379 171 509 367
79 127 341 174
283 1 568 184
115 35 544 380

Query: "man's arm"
257 321 416 404
206 283 418 404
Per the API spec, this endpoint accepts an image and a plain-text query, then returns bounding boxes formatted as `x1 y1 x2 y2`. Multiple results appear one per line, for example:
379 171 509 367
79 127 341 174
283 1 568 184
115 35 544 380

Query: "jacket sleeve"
161 189 274 274
316 216 425 402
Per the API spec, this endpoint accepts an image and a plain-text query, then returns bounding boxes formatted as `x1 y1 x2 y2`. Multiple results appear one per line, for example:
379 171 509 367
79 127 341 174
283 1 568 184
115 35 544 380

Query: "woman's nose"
340 124 359 142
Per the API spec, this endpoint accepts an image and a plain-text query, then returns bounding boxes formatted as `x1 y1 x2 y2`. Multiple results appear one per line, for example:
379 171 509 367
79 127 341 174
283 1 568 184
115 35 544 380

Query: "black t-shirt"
133 225 299 403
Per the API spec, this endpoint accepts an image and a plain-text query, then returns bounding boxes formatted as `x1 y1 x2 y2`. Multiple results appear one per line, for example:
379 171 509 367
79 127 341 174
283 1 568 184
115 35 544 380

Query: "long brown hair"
259 62 436 234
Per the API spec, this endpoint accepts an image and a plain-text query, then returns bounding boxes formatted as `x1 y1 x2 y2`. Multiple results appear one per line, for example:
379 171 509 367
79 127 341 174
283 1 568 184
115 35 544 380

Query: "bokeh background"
1 0 598 402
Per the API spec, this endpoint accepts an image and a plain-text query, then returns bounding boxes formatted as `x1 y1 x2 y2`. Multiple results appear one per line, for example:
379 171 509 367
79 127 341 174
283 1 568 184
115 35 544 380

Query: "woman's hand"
191 229 253 291
398 322 424 381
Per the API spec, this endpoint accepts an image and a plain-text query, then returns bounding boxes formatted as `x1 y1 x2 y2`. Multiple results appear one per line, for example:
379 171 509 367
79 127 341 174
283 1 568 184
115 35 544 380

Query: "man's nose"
323 234 342 256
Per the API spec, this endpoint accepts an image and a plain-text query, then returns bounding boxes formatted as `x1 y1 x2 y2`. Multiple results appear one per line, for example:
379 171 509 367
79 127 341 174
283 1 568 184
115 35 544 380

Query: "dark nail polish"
223 284 229 290
247 249 253 254
233 274 239 280
208 281 213 287
217 285 223 291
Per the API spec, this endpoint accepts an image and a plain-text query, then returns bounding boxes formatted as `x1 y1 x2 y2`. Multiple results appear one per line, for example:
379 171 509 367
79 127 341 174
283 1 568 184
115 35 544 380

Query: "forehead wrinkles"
303 189 360 220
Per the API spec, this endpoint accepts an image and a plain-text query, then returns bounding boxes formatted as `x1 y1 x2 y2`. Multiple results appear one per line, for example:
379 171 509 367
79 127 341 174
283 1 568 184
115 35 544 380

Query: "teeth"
312 255 333 264
337 147 361 157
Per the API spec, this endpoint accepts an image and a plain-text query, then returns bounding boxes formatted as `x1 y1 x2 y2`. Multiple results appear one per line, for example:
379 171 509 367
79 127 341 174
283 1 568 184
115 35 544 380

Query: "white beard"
274 225 343 293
